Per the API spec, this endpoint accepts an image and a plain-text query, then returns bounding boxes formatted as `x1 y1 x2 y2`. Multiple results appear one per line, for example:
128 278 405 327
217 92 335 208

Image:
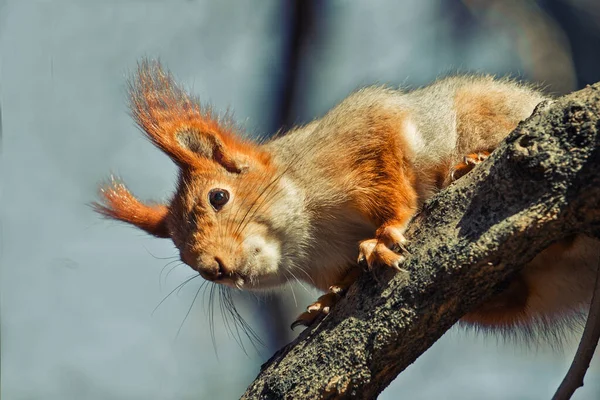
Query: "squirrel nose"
198 256 227 281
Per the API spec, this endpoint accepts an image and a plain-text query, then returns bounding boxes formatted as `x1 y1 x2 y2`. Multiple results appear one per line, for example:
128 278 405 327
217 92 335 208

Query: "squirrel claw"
358 225 409 271
450 151 490 181
291 290 343 330
290 316 312 330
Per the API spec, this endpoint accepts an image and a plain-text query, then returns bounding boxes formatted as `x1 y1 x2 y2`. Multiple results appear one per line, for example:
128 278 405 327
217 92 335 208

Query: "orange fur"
93 178 170 238
335 110 418 227
129 60 271 172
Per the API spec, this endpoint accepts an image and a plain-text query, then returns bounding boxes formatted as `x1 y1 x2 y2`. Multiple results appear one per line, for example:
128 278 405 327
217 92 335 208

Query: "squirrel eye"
208 188 230 210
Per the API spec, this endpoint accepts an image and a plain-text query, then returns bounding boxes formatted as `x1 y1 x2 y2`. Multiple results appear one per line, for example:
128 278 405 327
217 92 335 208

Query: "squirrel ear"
93 177 170 238
128 59 250 173
175 127 248 173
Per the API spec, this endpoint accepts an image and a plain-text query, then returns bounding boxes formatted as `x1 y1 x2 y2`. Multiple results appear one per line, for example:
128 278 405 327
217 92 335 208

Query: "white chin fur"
241 234 283 289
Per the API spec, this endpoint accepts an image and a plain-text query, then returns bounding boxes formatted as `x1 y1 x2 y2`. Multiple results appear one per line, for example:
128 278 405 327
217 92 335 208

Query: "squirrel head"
94 60 304 290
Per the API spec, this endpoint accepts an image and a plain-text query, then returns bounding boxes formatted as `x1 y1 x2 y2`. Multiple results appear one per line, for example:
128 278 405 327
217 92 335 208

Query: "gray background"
2 1 599 399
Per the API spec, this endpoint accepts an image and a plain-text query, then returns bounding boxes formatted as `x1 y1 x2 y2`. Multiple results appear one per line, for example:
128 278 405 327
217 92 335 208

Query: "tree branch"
242 83 600 399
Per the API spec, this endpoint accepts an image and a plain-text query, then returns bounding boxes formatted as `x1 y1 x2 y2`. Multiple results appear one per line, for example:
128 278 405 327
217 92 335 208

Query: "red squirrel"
95 60 598 334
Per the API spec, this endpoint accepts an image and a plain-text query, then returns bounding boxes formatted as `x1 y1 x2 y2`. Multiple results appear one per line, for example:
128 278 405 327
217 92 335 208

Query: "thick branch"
243 84 600 399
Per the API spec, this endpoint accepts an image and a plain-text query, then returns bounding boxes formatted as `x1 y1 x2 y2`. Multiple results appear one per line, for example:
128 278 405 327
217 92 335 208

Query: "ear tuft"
128 59 269 173
92 176 170 238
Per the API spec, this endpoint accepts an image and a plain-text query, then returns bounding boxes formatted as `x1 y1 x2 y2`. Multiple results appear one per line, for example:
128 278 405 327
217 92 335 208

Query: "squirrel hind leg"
460 274 531 329
460 236 595 342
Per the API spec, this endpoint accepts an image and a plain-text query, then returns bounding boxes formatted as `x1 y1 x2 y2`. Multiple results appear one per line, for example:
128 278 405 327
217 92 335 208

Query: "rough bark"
242 83 600 399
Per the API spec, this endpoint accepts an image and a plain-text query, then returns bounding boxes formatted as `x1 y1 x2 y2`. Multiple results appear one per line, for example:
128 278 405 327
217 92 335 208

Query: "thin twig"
552 254 600 400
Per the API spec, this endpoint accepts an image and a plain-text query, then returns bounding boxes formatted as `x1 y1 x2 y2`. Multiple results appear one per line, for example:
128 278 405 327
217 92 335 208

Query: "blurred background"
2 0 600 399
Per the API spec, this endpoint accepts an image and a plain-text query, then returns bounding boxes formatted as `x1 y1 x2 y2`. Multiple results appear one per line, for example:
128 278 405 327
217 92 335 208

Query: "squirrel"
94 60 599 335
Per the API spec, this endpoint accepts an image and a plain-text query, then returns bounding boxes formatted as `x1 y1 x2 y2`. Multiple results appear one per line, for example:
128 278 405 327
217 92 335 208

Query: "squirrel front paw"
291 285 346 329
358 225 409 272
291 268 361 329
450 151 490 181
